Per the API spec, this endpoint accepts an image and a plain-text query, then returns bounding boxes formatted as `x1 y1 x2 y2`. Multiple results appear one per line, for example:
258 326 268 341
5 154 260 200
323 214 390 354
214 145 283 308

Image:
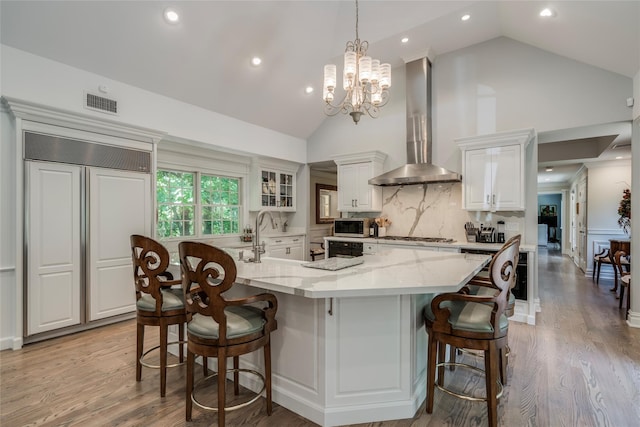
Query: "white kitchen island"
181 248 490 427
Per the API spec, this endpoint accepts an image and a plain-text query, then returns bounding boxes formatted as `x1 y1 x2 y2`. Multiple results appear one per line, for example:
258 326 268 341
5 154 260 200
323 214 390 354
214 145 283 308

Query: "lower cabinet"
265 235 305 260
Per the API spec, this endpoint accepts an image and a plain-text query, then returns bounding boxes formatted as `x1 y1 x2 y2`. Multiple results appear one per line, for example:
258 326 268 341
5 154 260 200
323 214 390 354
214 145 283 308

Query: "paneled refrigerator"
24 128 152 339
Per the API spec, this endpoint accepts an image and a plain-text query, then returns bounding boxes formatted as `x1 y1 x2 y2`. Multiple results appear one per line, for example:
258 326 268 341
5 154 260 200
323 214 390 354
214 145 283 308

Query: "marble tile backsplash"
372 183 524 242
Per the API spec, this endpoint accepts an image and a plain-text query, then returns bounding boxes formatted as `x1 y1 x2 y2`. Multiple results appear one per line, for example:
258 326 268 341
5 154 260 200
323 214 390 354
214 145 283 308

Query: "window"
157 169 241 238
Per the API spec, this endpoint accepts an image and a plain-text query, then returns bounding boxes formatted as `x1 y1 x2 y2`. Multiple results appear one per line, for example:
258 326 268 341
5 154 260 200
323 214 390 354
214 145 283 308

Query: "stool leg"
233 356 240 395
186 350 194 421
500 344 508 386
265 340 273 415
426 332 437 414
160 318 168 397
178 322 184 363
136 322 144 381
448 345 456 371
437 341 446 386
218 349 227 427
619 286 625 309
596 261 601 284
485 344 499 427
203 357 208 376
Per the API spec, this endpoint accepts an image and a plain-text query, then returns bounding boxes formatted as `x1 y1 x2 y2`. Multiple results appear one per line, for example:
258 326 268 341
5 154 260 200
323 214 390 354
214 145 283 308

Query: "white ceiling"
1 1 637 186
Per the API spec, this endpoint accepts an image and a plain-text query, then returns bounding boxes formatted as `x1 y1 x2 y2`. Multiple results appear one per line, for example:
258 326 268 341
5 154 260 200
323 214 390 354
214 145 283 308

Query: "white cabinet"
27 162 151 335
250 158 300 211
333 151 386 212
264 235 305 260
457 128 534 212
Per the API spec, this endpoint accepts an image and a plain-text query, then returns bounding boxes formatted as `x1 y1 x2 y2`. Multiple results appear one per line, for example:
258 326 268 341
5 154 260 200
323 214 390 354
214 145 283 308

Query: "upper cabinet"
333 151 387 212
456 129 535 212
250 158 300 211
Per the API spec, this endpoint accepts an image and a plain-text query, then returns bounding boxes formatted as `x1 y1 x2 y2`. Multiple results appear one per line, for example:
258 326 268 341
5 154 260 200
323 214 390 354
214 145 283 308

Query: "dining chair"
613 250 631 318
424 235 520 427
592 247 614 285
178 241 278 426
130 234 187 397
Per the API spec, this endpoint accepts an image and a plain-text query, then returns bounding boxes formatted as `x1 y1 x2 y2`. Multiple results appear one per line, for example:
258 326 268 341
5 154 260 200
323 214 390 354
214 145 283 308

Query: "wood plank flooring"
2 249 639 426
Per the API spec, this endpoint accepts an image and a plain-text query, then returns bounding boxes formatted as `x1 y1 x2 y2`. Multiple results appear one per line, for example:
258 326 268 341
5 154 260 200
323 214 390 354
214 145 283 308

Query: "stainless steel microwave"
334 218 371 238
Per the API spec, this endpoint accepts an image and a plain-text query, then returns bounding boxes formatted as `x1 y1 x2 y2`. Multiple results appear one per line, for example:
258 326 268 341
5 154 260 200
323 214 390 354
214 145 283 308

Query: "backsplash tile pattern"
377 183 524 242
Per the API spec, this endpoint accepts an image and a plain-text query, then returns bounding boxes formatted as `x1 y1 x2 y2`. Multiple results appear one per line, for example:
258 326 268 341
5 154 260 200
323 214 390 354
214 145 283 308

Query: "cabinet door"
491 145 522 210
278 172 295 209
27 162 82 335
338 164 358 211
464 149 492 210
268 246 288 259
353 162 374 210
260 170 278 208
88 168 151 321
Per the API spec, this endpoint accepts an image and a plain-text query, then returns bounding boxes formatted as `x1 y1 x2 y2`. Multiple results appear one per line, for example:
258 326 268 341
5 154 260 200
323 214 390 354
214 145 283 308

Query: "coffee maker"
497 221 505 243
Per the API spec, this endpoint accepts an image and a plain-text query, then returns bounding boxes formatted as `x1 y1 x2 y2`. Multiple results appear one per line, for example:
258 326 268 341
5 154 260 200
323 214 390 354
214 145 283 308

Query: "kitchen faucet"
252 209 273 263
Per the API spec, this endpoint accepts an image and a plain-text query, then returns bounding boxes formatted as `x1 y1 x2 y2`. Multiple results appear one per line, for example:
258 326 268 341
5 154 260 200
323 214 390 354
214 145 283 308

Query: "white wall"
1 45 306 163
0 106 16 349
584 161 632 278
309 36 632 173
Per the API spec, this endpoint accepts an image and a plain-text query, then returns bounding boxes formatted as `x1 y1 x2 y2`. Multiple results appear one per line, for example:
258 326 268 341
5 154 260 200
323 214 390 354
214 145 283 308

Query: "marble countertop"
324 236 536 253
218 247 490 298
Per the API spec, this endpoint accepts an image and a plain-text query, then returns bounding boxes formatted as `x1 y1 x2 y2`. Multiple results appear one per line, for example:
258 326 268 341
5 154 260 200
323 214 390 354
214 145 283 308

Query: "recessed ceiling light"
461 14 471 21
616 156 623 160
251 57 262 66
539 8 555 18
545 178 551 181
305 86 314 94
164 8 179 23
545 167 553 172
401 37 409 43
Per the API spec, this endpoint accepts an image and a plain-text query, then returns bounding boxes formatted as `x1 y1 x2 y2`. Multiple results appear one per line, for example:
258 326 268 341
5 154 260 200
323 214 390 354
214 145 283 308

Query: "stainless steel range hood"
368 57 461 186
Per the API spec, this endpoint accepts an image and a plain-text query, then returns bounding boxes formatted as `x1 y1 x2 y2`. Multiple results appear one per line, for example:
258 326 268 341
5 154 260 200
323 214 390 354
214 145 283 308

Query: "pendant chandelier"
323 0 391 124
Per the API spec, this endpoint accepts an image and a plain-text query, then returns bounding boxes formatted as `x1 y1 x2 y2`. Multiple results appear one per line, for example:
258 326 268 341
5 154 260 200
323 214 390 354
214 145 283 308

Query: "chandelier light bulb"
359 56 372 83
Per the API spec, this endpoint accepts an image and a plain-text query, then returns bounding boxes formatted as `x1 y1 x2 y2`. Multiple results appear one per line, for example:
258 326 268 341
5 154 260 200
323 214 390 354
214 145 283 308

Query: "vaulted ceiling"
2 1 638 142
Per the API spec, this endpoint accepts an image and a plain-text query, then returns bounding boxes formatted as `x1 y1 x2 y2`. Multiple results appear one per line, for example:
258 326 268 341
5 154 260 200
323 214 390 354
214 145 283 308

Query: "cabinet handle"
275 239 283 243
355 199 358 207
486 195 490 204
492 194 496 204
286 247 290 255
293 238 299 242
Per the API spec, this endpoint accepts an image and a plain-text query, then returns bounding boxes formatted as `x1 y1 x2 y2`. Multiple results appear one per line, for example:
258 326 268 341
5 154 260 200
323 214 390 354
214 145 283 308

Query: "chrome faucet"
252 209 273 263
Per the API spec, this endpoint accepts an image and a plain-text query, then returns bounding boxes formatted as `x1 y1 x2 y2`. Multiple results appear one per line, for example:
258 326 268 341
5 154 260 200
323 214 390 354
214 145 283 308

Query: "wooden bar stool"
179 241 278 426
424 236 520 427
130 234 187 397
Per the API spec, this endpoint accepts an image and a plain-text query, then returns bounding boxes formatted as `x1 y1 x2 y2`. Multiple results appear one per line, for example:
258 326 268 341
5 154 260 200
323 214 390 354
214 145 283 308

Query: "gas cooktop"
378 236 455 243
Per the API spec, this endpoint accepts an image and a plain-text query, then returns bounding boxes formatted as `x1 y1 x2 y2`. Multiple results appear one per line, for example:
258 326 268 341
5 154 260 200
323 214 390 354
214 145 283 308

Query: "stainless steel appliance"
24 128 152 341
328 241 364 258
333 218 371 238
368 57 461 186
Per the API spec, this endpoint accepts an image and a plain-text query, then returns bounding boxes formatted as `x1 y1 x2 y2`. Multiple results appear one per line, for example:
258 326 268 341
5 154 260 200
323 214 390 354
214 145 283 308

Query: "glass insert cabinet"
251 158 299 211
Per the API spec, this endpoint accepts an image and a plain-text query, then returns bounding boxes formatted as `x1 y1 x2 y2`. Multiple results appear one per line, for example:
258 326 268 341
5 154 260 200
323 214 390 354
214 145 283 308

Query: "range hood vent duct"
368 58 461 186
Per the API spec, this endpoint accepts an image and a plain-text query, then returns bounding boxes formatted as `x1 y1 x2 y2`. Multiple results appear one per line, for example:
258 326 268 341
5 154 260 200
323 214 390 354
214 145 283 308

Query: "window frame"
156 167 243 241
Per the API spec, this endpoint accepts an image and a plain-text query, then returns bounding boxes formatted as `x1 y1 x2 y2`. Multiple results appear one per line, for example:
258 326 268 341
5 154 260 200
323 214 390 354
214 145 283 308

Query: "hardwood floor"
2 249 639 426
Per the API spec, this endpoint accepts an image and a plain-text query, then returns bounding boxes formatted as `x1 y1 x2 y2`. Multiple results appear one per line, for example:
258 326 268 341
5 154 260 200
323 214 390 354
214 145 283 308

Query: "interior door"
27 161 82 335
88 167 151 321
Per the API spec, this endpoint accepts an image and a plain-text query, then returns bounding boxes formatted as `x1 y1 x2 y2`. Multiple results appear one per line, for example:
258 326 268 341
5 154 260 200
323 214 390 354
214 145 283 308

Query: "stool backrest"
130 234 173 314
178 241 238 336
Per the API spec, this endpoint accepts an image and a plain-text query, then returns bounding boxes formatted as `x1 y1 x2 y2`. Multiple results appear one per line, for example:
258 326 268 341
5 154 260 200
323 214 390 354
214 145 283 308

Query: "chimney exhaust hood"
368 57 461 186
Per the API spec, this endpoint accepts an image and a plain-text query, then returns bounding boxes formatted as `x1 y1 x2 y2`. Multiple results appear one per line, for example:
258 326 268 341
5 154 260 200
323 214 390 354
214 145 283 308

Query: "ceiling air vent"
84 91 118 115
